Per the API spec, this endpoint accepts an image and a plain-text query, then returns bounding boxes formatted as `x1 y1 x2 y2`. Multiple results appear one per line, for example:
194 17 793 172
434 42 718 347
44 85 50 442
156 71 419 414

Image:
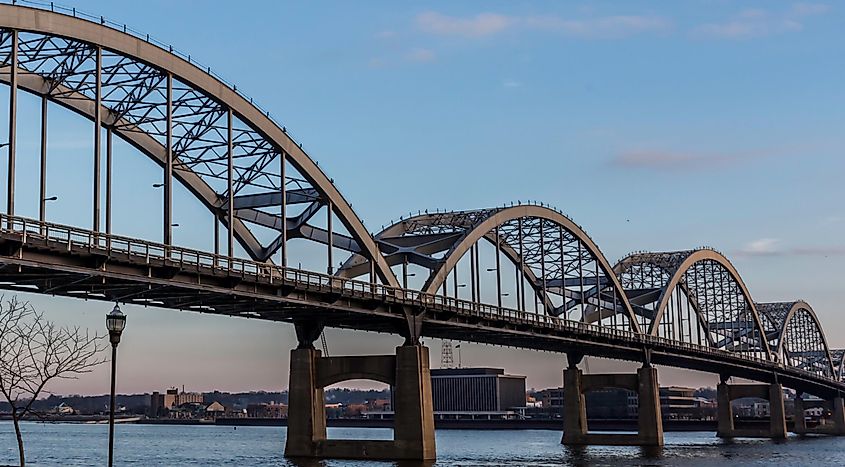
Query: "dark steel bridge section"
0 214 842 399
0 1 843 408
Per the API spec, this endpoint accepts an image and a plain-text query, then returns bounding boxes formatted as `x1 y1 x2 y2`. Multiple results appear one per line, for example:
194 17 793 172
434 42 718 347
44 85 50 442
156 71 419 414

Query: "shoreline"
2 416 796 432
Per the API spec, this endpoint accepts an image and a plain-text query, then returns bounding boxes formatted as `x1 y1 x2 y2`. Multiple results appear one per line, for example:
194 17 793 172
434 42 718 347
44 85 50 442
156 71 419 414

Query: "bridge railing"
0 214 828 384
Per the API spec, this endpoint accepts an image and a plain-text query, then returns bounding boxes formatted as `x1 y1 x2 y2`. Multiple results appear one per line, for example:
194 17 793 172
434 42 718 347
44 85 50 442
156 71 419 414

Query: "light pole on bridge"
106 304 127 467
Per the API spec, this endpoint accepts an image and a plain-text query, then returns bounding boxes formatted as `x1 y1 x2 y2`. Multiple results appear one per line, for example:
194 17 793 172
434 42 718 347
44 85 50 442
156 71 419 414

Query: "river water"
1 422 843 466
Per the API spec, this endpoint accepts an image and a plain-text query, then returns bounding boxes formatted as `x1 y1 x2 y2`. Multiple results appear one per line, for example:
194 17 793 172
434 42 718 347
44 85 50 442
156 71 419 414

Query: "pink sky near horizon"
20 292 723 398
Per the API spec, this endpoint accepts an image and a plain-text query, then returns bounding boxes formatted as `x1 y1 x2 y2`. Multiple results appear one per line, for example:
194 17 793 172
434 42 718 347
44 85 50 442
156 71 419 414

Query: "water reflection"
1 423 845 466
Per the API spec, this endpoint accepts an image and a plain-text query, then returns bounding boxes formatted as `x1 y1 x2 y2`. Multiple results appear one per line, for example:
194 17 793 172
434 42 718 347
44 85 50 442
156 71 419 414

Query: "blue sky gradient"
1 1 843 394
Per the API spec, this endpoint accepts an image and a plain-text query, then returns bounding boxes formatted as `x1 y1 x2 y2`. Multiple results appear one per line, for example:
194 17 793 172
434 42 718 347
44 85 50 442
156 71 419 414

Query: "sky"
1 0 844 396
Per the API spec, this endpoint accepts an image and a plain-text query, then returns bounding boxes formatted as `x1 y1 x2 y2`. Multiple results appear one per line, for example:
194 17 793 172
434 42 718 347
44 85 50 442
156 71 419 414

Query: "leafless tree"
0 296 106 466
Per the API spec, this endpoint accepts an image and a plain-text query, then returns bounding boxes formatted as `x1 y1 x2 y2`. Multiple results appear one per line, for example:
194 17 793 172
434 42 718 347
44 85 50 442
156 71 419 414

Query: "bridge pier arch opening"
561 365 663 447
285 328 435 461
716 380 787 440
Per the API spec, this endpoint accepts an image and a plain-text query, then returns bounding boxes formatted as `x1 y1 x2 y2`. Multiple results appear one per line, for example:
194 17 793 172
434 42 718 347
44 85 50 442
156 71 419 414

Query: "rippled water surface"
1 422 844 466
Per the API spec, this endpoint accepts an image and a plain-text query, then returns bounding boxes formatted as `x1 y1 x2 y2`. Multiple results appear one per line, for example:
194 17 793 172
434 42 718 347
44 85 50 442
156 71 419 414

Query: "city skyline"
0 0 843 397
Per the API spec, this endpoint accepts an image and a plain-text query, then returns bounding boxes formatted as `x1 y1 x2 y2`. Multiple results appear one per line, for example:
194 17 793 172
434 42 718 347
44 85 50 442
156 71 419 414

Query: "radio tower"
441 340 455 369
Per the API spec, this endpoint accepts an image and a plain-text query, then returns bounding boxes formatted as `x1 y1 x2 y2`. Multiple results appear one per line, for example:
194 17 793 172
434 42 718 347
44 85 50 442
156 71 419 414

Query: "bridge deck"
0 214 841 397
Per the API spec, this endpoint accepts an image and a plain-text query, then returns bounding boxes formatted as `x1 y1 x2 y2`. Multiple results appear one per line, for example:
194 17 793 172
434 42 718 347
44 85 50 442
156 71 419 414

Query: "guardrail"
0 213 838 387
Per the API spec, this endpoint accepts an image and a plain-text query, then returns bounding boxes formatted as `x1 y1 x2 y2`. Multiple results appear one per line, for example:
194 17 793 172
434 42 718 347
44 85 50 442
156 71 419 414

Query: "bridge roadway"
0 213 842 399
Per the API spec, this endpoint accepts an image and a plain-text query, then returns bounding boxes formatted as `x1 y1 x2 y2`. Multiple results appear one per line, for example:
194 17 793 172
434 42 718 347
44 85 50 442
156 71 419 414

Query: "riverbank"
3 415 800 432
149 417 787 432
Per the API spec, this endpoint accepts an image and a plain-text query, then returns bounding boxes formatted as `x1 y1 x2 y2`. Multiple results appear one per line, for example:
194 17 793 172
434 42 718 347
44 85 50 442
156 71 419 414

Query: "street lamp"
106 303 126 467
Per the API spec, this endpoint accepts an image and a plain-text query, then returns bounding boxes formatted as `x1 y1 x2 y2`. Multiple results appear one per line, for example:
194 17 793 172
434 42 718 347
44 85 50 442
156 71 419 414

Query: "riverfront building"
430 368 526 413
149 387 204 417
363 367 527 421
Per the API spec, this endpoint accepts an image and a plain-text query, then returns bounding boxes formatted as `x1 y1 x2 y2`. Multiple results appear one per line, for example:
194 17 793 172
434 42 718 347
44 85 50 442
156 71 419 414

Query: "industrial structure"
0 2 844 460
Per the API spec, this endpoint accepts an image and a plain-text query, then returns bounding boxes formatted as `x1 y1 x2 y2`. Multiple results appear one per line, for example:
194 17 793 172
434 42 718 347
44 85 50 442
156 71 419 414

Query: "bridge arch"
0 4 399 286
341 205 641 333
615 249 772 358
757 301 835 378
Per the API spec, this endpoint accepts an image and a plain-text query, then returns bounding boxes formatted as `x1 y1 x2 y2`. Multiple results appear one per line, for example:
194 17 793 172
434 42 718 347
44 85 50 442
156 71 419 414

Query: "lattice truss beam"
340 206 638 331
757 302 834 378
0 29 369 268
614 250 769 357
831 349 845 381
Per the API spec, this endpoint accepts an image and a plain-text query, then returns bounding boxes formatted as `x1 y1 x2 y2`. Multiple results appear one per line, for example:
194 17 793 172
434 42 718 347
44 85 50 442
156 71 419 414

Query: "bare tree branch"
0 296 107 466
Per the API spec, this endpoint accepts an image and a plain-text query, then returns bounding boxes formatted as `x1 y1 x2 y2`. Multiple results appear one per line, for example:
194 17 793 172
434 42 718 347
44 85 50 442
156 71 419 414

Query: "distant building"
585 388 637 419
52 402 75 415
205 401 227 419
150 392 164 417
364 367 527 421
150 387 204 417
537 387 564 414
246 402 288 418
537 384 637 419
169 402 206 419
533 385 715 420
660 386 696 418
430 367 526 413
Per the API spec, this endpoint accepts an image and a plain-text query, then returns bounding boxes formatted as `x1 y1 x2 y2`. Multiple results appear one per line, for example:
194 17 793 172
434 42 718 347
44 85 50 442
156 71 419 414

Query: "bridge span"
0 2 843 460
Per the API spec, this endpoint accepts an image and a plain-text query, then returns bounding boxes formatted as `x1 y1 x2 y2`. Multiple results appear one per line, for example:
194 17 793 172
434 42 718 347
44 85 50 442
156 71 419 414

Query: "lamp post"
106 304 126 467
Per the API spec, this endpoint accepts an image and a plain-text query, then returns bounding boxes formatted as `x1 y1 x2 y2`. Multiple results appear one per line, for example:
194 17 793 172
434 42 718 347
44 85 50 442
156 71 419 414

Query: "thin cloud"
416 11 510 38
406 48 436 63
821 215 842 226
523 15 671 39
502 79 522 88
367 57 386 68
415 11 670 39
609 150 755 171
791 2 831 16
737 238 845 257
739 238 782 256
693 3 829 39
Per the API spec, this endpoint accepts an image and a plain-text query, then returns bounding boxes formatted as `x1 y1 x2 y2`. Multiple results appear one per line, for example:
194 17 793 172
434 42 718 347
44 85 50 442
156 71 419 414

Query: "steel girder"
757 301 835 377
614 249 772 359
340 205 642 333
831 349 845 381
0 5 399 287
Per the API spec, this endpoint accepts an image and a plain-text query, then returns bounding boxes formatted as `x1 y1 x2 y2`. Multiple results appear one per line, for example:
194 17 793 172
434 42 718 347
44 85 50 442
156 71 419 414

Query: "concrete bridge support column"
284 348 326 458
561 368 587 444
716 382 734 437
392 345 436 460
284 344 435 461
561 366 663 446
832 397 845 435
769 383 788 440
716 382 786 440
637 366 664 446
793 393 806 435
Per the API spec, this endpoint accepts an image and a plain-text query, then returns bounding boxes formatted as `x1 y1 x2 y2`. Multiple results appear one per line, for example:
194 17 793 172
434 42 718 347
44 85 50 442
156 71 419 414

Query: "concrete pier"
793 394 845 436
284 345 435 460
717 382 786 439
562 366 663 446
284 348 327 458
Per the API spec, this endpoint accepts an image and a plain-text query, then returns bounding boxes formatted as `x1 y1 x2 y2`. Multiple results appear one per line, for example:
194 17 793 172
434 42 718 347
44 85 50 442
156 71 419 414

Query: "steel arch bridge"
0 2 843 401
